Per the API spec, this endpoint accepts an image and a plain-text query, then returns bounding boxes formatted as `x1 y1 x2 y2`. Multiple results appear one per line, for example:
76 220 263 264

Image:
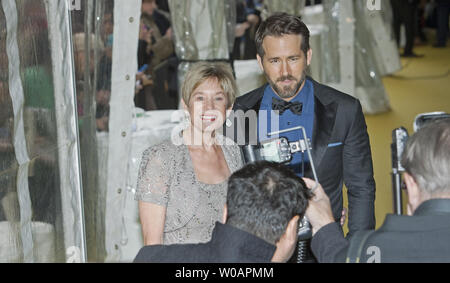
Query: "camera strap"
345 230 376 263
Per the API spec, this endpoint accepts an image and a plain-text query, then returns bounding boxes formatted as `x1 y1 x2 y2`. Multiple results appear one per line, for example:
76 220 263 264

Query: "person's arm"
135 147 171 245
343 100 376 236
311 222 349 263
304 178 349 263
139 201 166 245
149 32 174 63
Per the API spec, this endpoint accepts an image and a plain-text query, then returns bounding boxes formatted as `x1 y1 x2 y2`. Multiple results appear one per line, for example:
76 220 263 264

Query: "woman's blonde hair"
182 62 238 108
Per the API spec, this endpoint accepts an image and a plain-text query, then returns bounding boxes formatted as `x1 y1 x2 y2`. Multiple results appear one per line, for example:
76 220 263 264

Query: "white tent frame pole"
105 0 141 262
2 0 35 263
45 0 87 263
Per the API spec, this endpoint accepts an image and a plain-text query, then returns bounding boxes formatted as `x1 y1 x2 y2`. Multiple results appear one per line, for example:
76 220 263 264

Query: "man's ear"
306 48 313 67
271 215 300 263
286 215 300 237
222 205 228 224
404 172 421 215
257 54 264 72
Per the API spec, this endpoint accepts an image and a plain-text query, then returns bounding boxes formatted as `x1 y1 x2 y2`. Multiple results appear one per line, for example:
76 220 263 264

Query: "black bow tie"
272 98 303 115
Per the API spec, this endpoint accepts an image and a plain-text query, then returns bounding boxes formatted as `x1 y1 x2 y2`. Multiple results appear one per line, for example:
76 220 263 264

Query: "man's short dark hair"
226 161 312 244
255 12 310 58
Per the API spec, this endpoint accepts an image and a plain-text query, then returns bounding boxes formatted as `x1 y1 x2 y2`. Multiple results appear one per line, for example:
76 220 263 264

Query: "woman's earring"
184 110 191 121
226 109 233 128
182 110 191 128
226 118 232 128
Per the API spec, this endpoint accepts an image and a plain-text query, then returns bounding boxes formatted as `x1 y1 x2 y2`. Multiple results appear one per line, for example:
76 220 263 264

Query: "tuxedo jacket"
133 222 276 263
226 78 376 235
311 199 450 263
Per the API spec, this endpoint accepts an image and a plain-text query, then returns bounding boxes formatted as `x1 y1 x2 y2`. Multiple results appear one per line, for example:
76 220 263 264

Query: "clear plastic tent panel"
168 0 236 100
71 0 115 262
354 0 401 77
306 0 391 114
71 0 145 262
169 0 235 61
264 0 306 17
300 1 342 84
0 0 84 262
0 4 22 263
353 0 392 114
319 0 341 84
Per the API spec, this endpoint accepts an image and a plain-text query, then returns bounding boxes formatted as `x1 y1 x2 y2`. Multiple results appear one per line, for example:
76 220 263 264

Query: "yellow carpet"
343 43 450 232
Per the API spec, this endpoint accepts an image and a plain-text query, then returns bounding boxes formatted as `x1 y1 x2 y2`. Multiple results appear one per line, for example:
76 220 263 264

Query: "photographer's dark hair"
226 161 312 244
255 13 310 58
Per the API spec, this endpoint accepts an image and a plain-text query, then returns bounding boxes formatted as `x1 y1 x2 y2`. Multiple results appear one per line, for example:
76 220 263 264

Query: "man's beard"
267 70 307 100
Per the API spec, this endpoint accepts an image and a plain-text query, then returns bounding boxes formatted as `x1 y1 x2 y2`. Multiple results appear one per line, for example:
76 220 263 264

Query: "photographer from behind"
134 161 312 263
305 119 450 263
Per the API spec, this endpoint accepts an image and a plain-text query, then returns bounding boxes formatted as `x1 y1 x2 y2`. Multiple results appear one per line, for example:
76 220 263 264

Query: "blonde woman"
136 62 243 245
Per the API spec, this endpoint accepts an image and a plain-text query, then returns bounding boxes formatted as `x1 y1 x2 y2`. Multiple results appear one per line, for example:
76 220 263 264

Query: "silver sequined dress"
135 133 243 245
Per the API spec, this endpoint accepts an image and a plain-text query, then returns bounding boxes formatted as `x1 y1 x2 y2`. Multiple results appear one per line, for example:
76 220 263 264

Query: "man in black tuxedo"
229 13 375 237
134 161 312 263
307 119 450 263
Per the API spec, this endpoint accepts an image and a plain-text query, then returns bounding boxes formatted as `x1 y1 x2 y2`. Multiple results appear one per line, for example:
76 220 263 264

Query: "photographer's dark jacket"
227 77 376 235
133 222 276 263
311 199 450 263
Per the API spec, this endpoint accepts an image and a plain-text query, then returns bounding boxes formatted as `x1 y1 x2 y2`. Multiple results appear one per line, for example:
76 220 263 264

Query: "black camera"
240 126 319 263
240 126 319 186
241 137 292 164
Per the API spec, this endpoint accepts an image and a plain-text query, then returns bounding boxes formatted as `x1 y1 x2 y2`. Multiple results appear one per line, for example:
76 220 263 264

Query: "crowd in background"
0 1 60 231
1 0 449 135
67 0 450 133
391 0 450 57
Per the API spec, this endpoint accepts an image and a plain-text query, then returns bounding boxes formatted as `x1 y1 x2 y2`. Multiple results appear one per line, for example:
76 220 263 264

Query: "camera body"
240 126 319 185
239 126 317 263
241 137 292 164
